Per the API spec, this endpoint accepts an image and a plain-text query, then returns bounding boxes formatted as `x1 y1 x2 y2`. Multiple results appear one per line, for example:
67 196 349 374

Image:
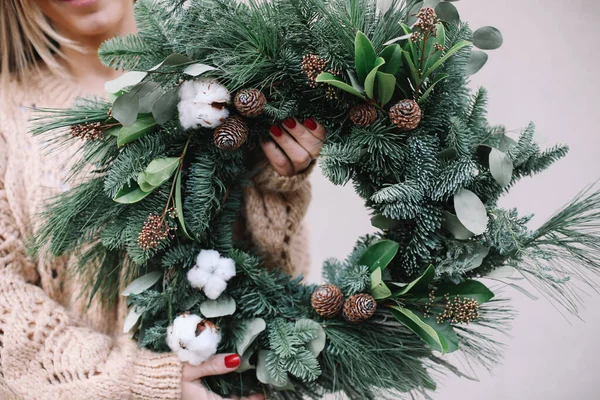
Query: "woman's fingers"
182 381 225 400
268 125 312 174
280 117 325 159
182 354 241 381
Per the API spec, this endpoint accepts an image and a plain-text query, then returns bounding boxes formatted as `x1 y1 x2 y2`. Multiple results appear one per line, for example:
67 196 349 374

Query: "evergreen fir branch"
266 351 289 386
337 263 370 296
161 243 199 269
319 140 360 185
98 34 159 70
282 348 320 381
269 319 302 358
430 158 477 201
464 87 488 136
292 319 320 343
506 122 535 165
371 181 423 204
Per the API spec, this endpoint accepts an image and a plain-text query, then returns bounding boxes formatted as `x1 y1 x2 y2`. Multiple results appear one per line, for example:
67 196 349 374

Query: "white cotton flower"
167 313 221 366
187 250 237 300
178 79 231 129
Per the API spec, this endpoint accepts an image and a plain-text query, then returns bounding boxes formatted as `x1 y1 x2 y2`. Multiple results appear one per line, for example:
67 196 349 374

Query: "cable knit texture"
0 69 312 399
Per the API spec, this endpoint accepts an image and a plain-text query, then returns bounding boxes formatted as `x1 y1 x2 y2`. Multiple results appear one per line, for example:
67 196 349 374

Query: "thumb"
182 353 241 381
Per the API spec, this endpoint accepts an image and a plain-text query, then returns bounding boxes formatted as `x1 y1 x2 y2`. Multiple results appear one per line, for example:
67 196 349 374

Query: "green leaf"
473 26 504 50
466 50 488 76
117 115 158 146
105 71 147 93
418 73 448 104
236 349 256 373
355 31 377 83
122 271 162 296
400 23 418 65
423 315 459 353
200 296 236 318
376 71 396 106
144 157 180 187
379 44 403 75
138 81 164 114
236 318 266 355
439 279 495 304
106 126 120 137
152 87 179 125
423 40 471 80
359 239 400 272
371 215 400 230
489 148 513 187
402 50 421 87
454 188 488 235
383 33 412 46
347 70 364 93
112 89 140 127
370 268 392 300
123 306 144 333
425 23 446 71
306 323 326 357
441 211 474 240
389 306 447 353
315 72 365 99
364 57 385 99
392 265 435 297
136 172 156 192
256 350 289 387
499 134 517 152
435 2 460 23
183 63 218 76
113 181 152 204
175 169 192 239
149 53 193 71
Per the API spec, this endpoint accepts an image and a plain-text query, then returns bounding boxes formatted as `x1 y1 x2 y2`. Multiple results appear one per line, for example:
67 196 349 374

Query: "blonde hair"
0 0 75 81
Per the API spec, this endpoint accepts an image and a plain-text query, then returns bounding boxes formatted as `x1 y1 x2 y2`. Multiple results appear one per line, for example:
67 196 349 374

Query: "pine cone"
349 103 378 126
343 293 377 323
234 88 267 118
389 99 422 131
311 284 344 319
213 116 249 150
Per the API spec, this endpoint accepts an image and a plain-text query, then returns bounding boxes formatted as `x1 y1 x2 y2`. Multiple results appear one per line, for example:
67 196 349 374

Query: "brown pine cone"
389 99 422 131
349 103 378 127
342 293 377 323
311 284 344 319
234 88 267 118
213 116 249 150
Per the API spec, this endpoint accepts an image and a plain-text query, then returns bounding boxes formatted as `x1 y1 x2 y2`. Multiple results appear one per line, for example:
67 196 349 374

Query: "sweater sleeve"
241 159 315 277
0 133 182 400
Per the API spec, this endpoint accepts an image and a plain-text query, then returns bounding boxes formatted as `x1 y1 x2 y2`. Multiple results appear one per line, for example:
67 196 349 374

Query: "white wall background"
304 1 600 398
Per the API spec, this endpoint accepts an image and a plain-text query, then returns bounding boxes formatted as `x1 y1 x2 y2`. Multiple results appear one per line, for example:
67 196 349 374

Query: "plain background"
304 0 600 399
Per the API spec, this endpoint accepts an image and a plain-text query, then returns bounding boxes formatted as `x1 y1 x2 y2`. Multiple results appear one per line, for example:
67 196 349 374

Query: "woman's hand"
181 354 264 400
262 118 326 177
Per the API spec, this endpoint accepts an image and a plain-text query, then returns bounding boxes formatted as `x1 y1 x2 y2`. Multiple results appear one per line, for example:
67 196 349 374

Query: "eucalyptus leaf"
200 296 236 318
122 271 162 296
371 214 400 230
144 157 180 187
105 71 148 93
117 116 158 146
486 266 517 279
237 318 266 355
355 31 377 83
466 50 488 76
379 44 403 75
392 265 434 297
306 323 327 357
112 90 140 127
236 349 256 373
370 268 392 299
499 134 517 152
316 72 365 99
460 244 490 271
442 211 474 240
149 53 193 71
152 87 179 125
138 82 164 114
389 306 447 353
113 182 152 204
123 306 144 333
453 188 488 235
183 63 218 77
256 350 289 387
376 71 396 106
435 2 460 23
489 148 513 187
473 26 503 50
359 240 400 272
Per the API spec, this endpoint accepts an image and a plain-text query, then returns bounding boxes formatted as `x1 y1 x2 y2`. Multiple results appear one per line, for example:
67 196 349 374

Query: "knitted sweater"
0 69 312 399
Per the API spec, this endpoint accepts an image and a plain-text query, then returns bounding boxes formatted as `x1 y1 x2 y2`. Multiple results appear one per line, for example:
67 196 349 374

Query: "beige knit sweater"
0 69 312 399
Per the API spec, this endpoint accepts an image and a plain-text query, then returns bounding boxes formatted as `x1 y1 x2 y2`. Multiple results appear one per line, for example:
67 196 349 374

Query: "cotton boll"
179 80 200 102
196 250 221 271
194 103 230 129
177 79 231 129
203 276 227 300
177 101 201 130
187 267 210 290
176 349 208 366
187 325 222 363
214 258 236 281
166 313 203 353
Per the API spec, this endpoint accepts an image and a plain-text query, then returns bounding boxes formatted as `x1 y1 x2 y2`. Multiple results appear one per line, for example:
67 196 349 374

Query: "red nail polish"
224 354 241 368
304 118 317 130
270 125 283 137
283 118 296 129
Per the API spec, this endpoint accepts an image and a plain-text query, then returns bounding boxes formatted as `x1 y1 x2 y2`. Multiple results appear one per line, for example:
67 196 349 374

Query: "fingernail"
283 117 296 129
224 354 241 368
270 125 283 137
304 118 317 130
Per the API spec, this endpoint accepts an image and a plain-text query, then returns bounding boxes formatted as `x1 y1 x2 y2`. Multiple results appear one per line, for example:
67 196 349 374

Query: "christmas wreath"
31 0 600 399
